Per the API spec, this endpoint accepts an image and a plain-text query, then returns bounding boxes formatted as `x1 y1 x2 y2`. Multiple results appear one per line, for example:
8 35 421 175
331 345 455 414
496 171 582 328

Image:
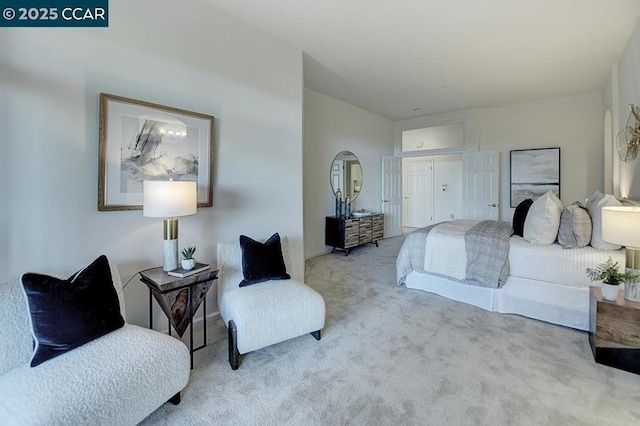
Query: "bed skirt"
404 271 593 331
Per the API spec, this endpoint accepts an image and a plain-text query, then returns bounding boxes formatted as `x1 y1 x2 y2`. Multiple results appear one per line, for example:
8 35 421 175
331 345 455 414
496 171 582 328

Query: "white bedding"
404 272 597 330
509 236 625 287
398 224 626 331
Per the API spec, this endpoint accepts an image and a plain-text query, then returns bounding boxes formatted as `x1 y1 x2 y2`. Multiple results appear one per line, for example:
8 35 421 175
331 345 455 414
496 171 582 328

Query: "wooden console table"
325 214 384 256
589 286 640 375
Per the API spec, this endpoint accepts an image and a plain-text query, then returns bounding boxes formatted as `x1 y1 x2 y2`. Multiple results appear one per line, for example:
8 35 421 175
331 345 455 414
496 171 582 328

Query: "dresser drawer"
372 215 384 240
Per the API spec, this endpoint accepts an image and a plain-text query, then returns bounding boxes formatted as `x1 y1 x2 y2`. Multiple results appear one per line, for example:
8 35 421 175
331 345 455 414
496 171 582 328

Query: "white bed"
398 229 625 331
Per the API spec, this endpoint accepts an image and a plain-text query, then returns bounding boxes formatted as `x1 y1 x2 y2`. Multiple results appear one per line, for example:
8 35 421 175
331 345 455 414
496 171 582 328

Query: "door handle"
488 203 497 207
382 200 390 203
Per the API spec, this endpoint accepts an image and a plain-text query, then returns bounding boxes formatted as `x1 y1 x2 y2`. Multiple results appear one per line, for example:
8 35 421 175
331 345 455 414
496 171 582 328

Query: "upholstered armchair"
217 235 326 370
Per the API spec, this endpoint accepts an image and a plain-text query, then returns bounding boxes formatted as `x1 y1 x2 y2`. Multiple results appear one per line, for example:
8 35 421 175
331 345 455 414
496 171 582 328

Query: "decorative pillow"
239 233 291 287
586 191 622 250
523 191 563 245
557 202 592 248
512 198 533 237
21 255 125 367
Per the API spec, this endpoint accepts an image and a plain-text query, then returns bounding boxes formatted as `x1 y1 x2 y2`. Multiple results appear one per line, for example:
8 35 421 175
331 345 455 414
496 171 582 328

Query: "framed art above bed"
510 147 560 207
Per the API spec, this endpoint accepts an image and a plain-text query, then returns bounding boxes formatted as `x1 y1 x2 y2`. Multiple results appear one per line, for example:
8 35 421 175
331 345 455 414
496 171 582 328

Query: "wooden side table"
589 286 640 375
139 267 218 369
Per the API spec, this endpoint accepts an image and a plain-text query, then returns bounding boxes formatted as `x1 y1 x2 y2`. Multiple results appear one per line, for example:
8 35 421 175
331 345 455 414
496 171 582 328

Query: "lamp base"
163 239 178 271
624 247 640 302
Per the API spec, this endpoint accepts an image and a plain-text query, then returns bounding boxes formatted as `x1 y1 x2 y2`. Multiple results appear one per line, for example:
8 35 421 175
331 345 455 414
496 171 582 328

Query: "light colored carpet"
141 236 640 425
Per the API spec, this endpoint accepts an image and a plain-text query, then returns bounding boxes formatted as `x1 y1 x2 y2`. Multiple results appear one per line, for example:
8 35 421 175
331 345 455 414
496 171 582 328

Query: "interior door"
382 156 402 237
403 158 433 228
331 160 343 194
462 151 499 220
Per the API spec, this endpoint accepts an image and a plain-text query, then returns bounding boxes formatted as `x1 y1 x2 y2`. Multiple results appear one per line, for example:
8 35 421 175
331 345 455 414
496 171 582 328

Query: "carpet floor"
141 236 640 425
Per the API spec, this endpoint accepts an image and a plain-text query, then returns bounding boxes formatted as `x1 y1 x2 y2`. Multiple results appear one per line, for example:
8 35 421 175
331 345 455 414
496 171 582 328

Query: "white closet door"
403 158 433 228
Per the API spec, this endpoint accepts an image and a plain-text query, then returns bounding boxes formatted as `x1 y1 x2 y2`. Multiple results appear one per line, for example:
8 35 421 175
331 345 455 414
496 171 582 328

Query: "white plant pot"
181 259 196 270
600 282 620 301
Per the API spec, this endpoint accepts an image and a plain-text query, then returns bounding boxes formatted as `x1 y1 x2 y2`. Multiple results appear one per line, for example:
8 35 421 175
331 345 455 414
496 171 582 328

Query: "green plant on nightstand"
586 257 639 301
181 246 196 270
181 246 196 260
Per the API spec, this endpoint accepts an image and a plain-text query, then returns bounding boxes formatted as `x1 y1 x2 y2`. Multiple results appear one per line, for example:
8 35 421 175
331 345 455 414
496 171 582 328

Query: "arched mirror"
330 151 362 201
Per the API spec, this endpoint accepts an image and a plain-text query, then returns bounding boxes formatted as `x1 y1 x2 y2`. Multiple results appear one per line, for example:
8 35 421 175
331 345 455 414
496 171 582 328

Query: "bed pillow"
239 233 291 287
523 191 563 245
557 202 592 248
21 255 125 367
586 191 622 250
512 198 533 237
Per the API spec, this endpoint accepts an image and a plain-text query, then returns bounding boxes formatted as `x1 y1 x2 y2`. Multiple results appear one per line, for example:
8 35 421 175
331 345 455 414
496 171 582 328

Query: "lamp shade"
602 206 640 248
143 181 197 218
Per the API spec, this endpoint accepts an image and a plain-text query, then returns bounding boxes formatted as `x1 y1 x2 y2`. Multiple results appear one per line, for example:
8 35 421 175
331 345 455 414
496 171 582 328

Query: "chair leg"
168 392 181 405
228 320 240 370
311 329 322 340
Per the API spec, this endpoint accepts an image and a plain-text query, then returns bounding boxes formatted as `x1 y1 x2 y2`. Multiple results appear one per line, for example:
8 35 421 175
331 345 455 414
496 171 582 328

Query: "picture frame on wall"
510 147 560 208
98 93 215 211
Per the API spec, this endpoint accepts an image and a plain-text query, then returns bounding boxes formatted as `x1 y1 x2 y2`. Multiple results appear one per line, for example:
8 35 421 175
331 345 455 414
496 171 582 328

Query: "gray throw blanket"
396 220 513 288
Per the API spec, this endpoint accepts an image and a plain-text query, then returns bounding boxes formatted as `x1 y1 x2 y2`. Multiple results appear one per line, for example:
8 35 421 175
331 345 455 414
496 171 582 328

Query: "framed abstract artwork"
98 93 215 211
510 147 560 207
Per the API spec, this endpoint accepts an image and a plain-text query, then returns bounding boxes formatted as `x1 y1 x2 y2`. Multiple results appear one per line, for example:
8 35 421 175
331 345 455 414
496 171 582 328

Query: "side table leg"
203 295 207 350
189 288 194 369
149 289 153 330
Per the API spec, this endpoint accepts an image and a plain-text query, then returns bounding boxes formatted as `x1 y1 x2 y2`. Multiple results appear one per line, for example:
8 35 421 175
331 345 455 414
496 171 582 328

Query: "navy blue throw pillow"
239 233 290 287
513 198 534 237
21 255 125 367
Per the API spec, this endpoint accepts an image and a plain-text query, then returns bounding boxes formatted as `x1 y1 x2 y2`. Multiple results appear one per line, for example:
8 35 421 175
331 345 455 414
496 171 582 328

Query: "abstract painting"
510 148 560 207
98 93 215 210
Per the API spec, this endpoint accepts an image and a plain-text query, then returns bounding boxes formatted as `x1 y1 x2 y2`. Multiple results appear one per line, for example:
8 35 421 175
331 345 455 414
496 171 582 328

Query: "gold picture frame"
98 93 214 211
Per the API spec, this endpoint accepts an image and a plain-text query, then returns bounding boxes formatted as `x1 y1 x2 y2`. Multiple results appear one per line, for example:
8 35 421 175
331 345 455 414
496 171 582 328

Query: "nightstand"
589 286 640 375
139 267 218 368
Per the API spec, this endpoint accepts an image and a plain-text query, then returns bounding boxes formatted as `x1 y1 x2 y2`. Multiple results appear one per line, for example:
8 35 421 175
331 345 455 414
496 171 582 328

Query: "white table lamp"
602 206 640 301
143 180 197 271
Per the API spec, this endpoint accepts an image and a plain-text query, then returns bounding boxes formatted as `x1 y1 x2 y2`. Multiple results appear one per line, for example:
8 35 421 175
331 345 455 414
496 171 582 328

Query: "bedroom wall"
0 0 304 328
602 68 618 196
479 92 603 222
614 18 640 200
303 88 394 258
432 155 463 223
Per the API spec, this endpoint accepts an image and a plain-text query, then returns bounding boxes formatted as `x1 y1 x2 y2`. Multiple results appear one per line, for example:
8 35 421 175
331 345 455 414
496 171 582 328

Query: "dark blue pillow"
239 233 290 287
21 255 125 367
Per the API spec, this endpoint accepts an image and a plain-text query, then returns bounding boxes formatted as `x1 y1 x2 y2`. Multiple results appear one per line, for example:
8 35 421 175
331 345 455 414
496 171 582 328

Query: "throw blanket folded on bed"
424 220 474 280
397 220 513 289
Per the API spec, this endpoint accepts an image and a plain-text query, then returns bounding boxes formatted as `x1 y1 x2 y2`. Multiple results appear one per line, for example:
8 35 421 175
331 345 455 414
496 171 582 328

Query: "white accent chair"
0 263 190 425
217 236 326 370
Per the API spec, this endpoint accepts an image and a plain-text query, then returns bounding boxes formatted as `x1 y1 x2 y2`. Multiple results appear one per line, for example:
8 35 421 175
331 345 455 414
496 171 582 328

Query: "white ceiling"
205 0 640 120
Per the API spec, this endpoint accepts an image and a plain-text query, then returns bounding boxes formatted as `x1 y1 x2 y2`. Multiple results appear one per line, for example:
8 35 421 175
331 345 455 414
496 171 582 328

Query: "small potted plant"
181 246 196 270
586 257 639 301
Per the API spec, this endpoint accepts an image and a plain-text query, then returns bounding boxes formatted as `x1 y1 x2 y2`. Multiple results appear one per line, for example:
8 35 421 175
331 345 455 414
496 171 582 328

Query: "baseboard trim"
305 249 331 260
159 310 221 335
